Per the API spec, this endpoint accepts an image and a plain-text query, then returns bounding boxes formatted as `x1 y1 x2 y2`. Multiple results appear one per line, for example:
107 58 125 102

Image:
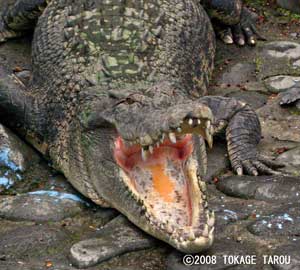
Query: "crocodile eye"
79 110 114 131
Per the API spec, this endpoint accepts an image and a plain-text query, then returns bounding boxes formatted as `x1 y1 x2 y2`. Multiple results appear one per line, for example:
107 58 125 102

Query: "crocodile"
0 0 280 254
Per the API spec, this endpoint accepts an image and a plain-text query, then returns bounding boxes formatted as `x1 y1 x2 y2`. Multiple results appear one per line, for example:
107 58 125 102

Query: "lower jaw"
114 135 215 252
118 156 214 252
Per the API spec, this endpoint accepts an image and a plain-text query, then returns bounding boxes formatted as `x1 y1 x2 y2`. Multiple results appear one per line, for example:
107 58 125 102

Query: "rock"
276 147 300 175
264 76 300 93
95 247 167 270
247 204 300 238
205 143 229 181
261 115 300 143
258 98 300 143
272 241 300 269
263 42 300 61
292 59 300 68
0 262 40 270
208 185 287 233
216 176 300 202
0 225 72 262
277 0 300 14
208 186 253 228
220 63 256 86
70 215 156 268
278 87 300 106
0 124 40 192
166 238 258 270
244 81 270 94
0 124 39 172
226 91 268 110
257 42 300 80
0 191 88 222
290 33 299 38
210 198 256 230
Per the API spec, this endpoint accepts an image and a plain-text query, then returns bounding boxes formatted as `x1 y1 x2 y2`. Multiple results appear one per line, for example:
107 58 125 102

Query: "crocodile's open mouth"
114 130 215 252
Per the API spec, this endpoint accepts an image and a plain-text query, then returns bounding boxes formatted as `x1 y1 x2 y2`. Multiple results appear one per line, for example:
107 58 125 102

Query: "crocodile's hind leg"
0 0 49 43
202 0 265 46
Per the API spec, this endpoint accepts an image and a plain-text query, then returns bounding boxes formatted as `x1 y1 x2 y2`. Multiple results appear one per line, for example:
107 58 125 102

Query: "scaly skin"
0 0 280 253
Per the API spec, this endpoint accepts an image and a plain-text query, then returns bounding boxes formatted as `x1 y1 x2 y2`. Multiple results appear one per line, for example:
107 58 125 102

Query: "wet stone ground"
1 2 300 270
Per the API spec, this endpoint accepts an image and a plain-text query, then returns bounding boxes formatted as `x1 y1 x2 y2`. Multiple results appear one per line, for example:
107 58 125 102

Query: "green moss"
288 106 300 115
244 0 300 23
276 7 300 20
254 57 263 73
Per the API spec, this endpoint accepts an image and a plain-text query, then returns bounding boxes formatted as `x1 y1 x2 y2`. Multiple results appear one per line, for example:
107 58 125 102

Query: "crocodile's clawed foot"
231 154 285 176
217 7 266 46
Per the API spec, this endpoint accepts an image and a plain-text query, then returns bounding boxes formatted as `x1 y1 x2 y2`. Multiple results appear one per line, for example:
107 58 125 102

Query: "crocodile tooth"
149 145 154 154
206 120 211 129
206 211 210 223
160 133 165 143
202 224 209 237
169 132 176 144
141 147 148 161
156 141 160 148
205 121 213 148
208 211 215 227
188 118 193 126
237 167 243 176
208 226 215 238
197 119 201 125
188 231 196 241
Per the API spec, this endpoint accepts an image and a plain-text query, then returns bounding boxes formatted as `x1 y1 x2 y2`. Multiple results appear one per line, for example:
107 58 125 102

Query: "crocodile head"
74 87 215 253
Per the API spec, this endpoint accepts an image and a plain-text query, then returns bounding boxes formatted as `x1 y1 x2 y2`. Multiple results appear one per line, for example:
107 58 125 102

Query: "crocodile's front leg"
203 0 265 46
200 96 282 176
0 0 49 43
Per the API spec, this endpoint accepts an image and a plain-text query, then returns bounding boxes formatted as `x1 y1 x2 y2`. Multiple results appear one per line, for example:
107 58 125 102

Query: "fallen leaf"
45 261 53 268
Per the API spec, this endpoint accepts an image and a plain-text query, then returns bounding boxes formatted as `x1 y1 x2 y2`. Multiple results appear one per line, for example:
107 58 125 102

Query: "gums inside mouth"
114 134 193 171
